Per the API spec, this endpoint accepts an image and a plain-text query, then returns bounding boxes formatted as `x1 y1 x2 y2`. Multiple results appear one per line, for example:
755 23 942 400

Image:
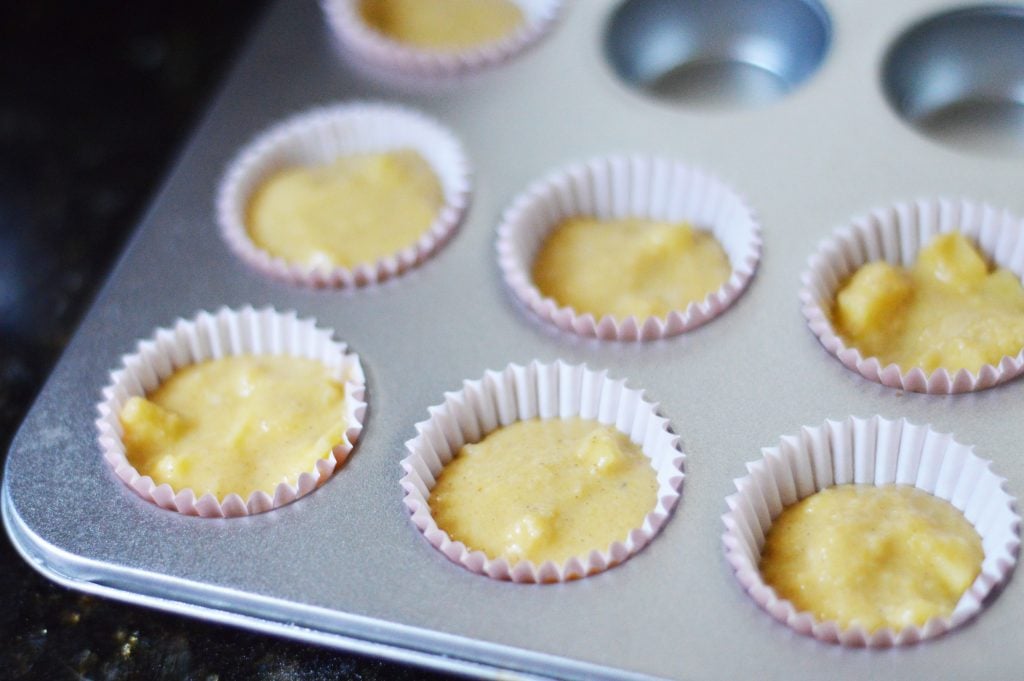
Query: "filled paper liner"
722 415 1020 647
96 306 367 518
217 102 471 288
497 155 762 341
800 198 1024 393
321 0 563 80
400 360 685 583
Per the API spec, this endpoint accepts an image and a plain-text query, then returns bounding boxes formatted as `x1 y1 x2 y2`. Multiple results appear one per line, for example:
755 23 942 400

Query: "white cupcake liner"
321 0 563 79
96 306 367 518
800 197 1024 393
722 415 1020 647
400 360 685 583
216 102 471 288
496 155 762 341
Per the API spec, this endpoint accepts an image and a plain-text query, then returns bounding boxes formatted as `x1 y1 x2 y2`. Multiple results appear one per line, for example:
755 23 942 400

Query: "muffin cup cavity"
800 197 1024 393
321 0 563 79
882 6 1024 157
722 415 1020 647
96 306 367 518
496 155 762 341
604 0 831 109
217 102 471 288
400 359 685 583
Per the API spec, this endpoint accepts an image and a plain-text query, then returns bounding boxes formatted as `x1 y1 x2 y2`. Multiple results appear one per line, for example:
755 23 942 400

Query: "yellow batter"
532 218 732 319
358 0 524 50
119 355 347 500
429 418 658 565
760 485 983 632
247 149 443 269
833 232 1024 373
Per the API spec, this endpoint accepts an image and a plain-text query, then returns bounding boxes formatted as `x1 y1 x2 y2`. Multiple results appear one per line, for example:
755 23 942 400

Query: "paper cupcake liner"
216 102 471 288
800 197 1024 393
321 0 563 79
400 360 685 583
722 415 1020 647
96 306 367 518
496 155 762 341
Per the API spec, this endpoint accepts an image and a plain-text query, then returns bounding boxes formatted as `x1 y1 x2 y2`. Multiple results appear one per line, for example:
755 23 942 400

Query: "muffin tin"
4 0 1024 679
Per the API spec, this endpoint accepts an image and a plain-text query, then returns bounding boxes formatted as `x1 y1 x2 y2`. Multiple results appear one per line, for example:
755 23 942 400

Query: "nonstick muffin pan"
5 0 1024 679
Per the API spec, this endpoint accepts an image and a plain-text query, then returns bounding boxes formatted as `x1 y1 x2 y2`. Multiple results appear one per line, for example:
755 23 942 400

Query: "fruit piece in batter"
833 231 1024 373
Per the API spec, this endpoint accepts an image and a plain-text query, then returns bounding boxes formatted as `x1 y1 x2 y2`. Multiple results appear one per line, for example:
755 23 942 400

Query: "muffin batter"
833 232 1024 373
532 218 732 319
760 485 983 632
358 0 524 50
247 149 443 269
429 418 658 565
119 355 347 500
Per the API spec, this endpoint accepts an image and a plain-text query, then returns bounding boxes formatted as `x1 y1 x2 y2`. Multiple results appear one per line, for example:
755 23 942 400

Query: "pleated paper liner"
217 102 471 287
496 155 762 341
800 198 1024 393
722 415 1020 647
400 360 685 583
321 0 563 80
96 306 366 517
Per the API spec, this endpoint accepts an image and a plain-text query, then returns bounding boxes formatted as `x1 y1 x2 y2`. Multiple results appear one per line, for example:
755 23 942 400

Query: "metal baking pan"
5 0 1024 678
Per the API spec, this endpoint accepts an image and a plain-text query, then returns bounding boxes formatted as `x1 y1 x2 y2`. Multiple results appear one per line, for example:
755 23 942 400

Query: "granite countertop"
0 3 446 679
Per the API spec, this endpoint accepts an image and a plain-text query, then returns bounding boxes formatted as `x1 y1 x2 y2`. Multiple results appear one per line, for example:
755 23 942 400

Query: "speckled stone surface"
0 3 448 679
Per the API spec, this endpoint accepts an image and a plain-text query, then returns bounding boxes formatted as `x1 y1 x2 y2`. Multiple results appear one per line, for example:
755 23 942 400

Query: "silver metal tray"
5 0 1024 678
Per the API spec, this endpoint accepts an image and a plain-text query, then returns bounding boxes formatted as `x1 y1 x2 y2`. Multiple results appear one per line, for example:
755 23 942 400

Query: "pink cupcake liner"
722 415 1020 647
400 360 685 583
800 197 1024 393
216 102 471 288
96 306 367 518
496 155 762 341
321 0 563 79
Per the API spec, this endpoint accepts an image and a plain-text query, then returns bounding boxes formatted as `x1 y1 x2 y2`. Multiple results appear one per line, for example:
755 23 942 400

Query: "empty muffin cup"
497 155 762 341
800 197 1024 393
883 6 1024 156
322 0 563 79
400 360 685 583
96 306 367 517
604 0 831 108
217 102 471 287
722 414 1020 647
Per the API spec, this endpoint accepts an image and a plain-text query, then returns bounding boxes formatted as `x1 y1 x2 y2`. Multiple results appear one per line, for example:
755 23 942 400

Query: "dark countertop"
0 3 447 679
